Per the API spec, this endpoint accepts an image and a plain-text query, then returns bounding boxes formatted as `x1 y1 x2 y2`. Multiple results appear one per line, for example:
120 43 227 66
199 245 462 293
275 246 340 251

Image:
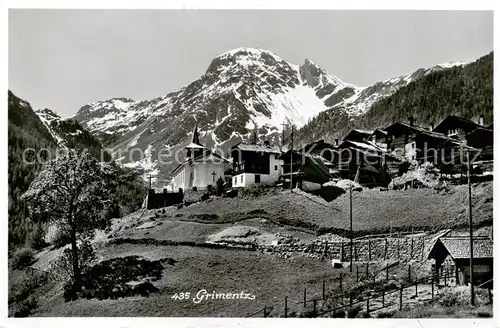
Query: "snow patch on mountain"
35 108 67 147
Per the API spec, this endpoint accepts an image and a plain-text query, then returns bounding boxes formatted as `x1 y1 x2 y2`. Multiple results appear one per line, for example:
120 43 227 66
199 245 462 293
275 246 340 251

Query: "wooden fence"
246 268 492 318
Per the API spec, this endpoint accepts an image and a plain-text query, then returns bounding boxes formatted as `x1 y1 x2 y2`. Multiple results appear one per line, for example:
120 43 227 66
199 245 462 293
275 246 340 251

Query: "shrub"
27 223 46 250
201 193 210 201
347 305 362 318
12 296 38 317
12 247 35 270
207 184 214 195
63 255 167 301
239 184 272 198
9 270 48 305
377 311 395 318
192 186 198 192
216 177 225 196
9 269 49 317
332 310 346 318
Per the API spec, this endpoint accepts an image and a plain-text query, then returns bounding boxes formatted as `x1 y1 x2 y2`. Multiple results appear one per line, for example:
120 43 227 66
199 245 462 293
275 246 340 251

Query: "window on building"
234 177 237 184
275 154 280 159
240 175 243 183
255 175 261 183
274 165 278 171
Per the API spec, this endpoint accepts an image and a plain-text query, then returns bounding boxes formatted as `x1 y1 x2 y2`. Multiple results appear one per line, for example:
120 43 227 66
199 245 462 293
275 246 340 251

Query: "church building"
170 125 230 191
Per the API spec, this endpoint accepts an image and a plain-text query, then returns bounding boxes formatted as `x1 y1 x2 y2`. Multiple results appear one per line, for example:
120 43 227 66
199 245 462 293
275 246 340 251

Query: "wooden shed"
427 236 493 287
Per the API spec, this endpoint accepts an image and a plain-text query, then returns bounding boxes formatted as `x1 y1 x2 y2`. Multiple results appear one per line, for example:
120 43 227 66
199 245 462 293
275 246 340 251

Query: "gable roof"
367 128 388 139
342 129 373 142
300 139 336 154
437 236 493 260
433 115 482 134
384 121 452 141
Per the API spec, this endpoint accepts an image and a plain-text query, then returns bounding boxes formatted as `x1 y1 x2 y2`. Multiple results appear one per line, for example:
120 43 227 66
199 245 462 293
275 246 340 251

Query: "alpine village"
8 48 493 318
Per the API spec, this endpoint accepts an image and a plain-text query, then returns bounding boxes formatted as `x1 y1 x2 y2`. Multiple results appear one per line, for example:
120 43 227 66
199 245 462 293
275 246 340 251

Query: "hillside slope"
8 91 57 249
173 182 492 234
8 91 114 251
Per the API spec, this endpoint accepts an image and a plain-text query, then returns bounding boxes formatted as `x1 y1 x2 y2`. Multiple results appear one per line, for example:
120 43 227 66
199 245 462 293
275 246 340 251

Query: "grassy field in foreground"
173 182 492 235
31 244 351 317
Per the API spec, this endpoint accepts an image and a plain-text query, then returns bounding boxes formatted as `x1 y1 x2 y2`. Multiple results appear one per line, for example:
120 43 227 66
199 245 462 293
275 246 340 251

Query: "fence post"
284 297 288 318
397 235 400 260
349 292 353 308
488 288 493 304
408 264 412 282
444 269 447 286
399 287 403 311
410 238 414 258
366 262 369 280
421 238 424 261
341 242 345 261
382 290 385 307
431 276 434 301
366 296 370 315
263 306 267 318
339 273 343 292
322 279 326 300
354 242 358 261
303 287 307 308
415 281 418 298
368 239 371 262
313 299 317 315
384 238 388 260
356 266 359 282
386 264 389 281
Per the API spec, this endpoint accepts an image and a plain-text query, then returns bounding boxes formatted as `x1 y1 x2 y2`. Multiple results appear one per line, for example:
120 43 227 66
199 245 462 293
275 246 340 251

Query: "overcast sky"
9 10 493 118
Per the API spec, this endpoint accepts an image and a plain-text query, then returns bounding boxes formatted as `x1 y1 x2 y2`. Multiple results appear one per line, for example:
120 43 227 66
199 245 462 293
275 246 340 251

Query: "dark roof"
433 115 482 133
339 140 384 153
384 121 453 141
342 129 373 142
438 237 493 260
300 139 336 153
466 126 494 137
367 128 388 138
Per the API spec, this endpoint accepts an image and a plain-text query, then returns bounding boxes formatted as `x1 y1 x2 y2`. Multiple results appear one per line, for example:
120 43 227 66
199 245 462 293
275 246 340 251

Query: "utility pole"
350 165 359 273
290 125 294 191
349 184 353 272
467 151 475 305
281 122 287 151
148 174 152 190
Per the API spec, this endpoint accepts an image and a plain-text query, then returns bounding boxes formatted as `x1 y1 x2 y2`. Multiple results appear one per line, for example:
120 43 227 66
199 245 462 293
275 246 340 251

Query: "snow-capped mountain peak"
72 48 469 186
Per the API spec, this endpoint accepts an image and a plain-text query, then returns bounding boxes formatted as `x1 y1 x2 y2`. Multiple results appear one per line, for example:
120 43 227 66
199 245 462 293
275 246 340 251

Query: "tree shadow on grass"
64 255 176 301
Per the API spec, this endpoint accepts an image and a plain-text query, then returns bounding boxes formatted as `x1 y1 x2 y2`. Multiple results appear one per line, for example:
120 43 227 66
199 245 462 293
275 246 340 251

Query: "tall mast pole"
349 184 353 272
467 151 475 305
290 125 294 191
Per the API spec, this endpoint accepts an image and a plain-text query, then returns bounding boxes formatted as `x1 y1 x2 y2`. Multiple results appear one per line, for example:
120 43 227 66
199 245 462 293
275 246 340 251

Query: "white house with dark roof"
230 142 284 188
171 125 230 191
